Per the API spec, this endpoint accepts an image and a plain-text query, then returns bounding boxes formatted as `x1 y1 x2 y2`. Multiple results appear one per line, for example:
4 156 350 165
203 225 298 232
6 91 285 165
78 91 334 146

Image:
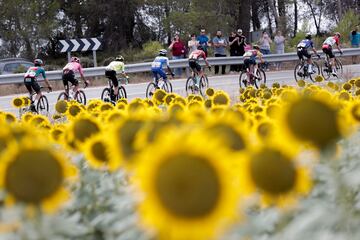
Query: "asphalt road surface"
1 64 360 115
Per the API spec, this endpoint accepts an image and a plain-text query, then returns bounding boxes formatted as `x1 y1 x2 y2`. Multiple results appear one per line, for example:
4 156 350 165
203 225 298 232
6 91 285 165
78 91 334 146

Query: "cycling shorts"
105 70 118 87
322 45 335 59
24 77 41 94
62 70 79 88
152 68 167 81
189 59 202 72
297 48 312 60
244 58 256 69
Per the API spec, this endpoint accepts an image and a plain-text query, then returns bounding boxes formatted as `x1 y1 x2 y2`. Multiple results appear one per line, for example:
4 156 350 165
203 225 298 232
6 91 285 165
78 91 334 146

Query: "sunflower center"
155 154 221 219
55 101 68 114
351 104 360 122
286 98 340 148
213 94 229 105
73 119 100 143
69 105 81 116
91 141 109 163
117 119 144 160
208 124 246 151
250 149 296 195
5 149 63 204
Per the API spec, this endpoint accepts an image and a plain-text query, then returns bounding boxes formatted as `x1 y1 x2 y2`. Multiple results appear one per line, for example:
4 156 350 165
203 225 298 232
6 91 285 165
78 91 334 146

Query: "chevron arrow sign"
58 38 103 52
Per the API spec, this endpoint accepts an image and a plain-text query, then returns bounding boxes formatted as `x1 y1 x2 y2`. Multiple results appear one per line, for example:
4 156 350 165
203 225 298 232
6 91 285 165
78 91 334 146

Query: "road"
1 64 359 115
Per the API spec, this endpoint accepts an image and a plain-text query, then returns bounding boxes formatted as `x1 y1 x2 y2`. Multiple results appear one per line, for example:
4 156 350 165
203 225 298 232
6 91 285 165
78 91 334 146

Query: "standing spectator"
169 33 186 77
350 27 360 64
212 30 228 75
274 30 286 70
237 29 246 71
259 31 272 71
229 31 239 73
188 34 199 55
197 29 210 57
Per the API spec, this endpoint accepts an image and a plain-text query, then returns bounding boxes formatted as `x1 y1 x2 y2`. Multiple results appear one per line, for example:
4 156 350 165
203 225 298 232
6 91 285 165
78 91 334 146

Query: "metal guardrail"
1 48 359 85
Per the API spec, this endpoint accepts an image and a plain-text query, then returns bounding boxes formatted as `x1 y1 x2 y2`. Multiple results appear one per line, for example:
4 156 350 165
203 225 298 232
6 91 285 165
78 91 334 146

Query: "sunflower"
50 126 65 142
280 95 343 150
205 87 215 97
342 82 352 91
55 100 68 114
66 102 83 119
4 113 17 124
0 141 77 213
21 112 34 123
68 116 101 146
355 79 360 88
134 131 240 240
239 145 312 207
153 89 167 105
22 97 31 106
314 75 324 82
12 97 24 108
212 91 230 107
297 79 306 88
83 135 120 171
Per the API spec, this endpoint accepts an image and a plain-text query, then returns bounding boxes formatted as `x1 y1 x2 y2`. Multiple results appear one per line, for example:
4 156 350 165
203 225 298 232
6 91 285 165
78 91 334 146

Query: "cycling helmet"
34 59 43 66
71 57 80 63
305 33 312 39
252 44 260 50
335 32 341 38
115 55 124 61
159 49 167 56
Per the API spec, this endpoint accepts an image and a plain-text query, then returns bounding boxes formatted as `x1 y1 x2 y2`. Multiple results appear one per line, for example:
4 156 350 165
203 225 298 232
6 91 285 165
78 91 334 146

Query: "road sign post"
59 38 102 66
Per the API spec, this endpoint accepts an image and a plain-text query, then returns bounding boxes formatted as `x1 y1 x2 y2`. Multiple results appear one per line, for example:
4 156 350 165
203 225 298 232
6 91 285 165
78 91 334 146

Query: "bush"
14 65 27 74
133 41 164 62
333 10 360 44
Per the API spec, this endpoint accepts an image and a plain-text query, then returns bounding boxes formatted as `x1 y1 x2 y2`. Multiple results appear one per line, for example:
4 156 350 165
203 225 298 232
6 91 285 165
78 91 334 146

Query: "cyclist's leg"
109 71 119 96
62 73 70 95
244 59 251 82
305 51 313 72
151 70 160 85
32 81 42 101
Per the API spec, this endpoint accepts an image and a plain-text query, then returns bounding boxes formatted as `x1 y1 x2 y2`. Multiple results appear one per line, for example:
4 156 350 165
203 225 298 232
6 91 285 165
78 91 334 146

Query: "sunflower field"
2 77 360 240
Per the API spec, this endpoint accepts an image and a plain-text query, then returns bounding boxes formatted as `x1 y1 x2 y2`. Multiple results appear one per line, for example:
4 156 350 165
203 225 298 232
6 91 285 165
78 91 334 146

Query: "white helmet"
159 49 167 56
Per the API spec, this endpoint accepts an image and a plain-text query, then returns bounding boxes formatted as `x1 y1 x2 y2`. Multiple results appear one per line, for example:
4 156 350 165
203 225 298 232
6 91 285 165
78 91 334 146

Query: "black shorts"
105 70 118 87
24 77 41 94
244 58 256 69
322 46 335 58
297 48 311 60
189 59 201 72
62 70 78 87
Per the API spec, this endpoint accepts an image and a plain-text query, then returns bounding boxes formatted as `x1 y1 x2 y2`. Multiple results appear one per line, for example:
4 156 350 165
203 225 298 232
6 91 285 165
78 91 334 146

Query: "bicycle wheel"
200 75 209 90
75 90 86 105
199 77 207 96
202 75 209 88
101 88 111 102
308 62 320 82
239 71 248 88
335 59 343 77
165 80 173 93
254 68 266 89
185 77 196 95
37 95 49 115
294 63 305 82
146 82 157 98
119 86 127 99
321 61 332 80
57 92 68 101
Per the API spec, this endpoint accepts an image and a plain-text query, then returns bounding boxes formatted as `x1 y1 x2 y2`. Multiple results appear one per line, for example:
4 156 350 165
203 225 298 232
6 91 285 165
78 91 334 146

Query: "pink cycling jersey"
189 50 207 60
63 62 84 76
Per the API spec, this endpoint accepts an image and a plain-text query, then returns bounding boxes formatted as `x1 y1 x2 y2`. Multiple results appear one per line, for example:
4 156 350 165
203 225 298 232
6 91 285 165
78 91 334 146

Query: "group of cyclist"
23 32 344 110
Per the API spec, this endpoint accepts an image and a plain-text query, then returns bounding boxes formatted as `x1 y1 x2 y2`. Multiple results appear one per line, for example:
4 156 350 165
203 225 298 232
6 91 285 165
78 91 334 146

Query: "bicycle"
57 81 87 105
321 52 343 80
294 55 320 82
185 66 210 96
101 76 128 103
239 63 266 89
22 87 50 115
146 73 173 98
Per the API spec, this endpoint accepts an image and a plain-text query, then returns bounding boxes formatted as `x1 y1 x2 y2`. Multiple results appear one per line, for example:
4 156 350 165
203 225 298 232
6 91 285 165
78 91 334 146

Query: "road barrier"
1 48 360 85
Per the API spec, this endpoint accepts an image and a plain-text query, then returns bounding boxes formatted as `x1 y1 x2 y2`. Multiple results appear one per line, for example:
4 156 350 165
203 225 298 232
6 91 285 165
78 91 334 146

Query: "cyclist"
62 57 89 98
322 32 343 76
243 45 264 85
23 59 52 112
105 55 128 101
297 33 320 74
151 49 174 88
188 45 211 90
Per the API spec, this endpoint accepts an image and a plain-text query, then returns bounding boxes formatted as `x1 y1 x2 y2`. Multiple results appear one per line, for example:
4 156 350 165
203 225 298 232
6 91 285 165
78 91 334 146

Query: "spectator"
350 27 360 64
259 31 272 71
169 33 186 77
197 29 210 57
188 34 199 55
274 30 285 70
237 29 246 71
229 31 239 73
212 30 228 74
